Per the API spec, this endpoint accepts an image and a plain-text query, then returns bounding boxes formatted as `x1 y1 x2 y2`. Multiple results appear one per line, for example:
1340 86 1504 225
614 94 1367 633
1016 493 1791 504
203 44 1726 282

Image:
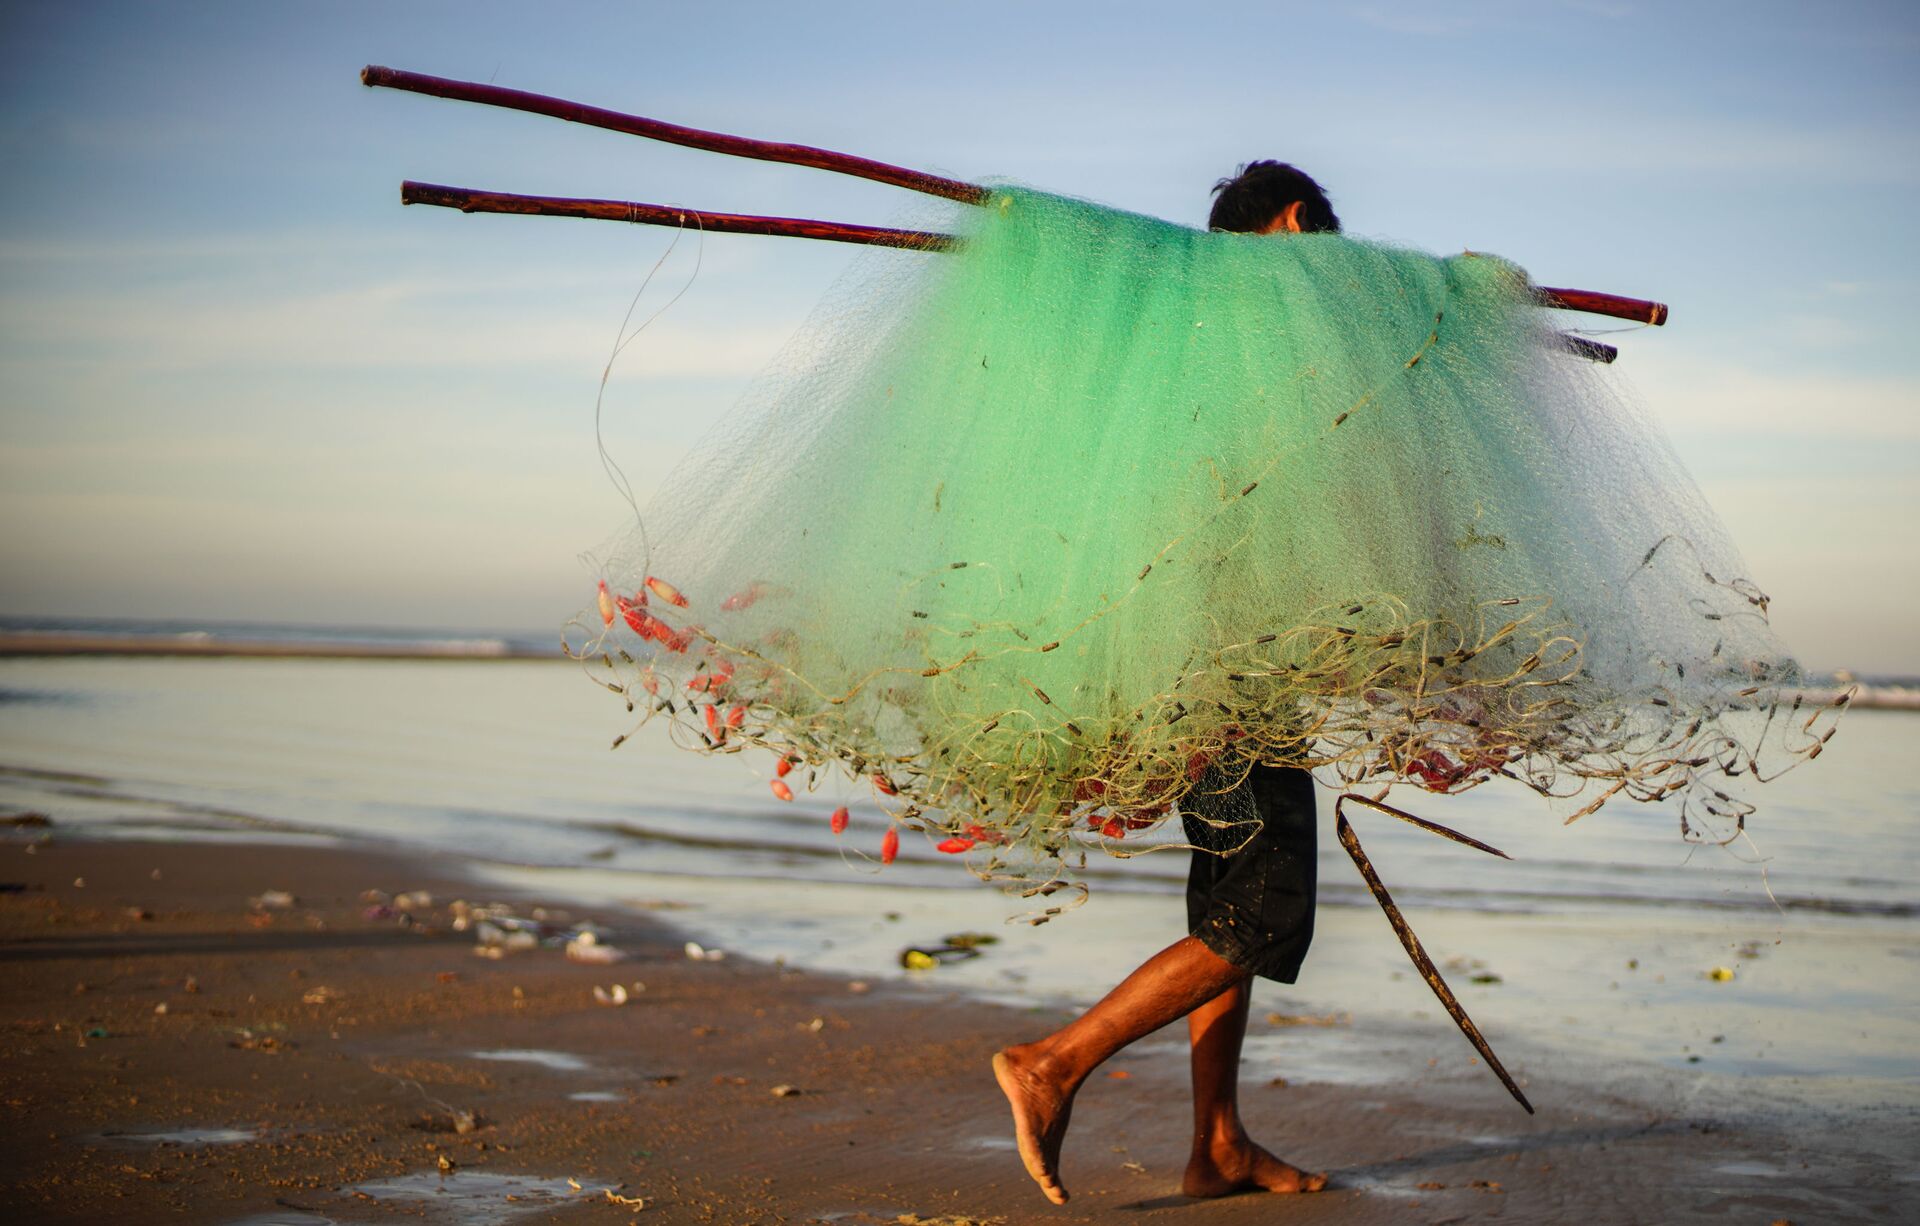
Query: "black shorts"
1181 763 1318 984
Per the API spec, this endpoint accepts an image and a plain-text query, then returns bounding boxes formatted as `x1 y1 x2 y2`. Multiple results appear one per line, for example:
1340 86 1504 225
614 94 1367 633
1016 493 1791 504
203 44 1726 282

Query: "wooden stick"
368 67 1666 325
363 65 986 205
1557 333 1618 364
1333 793 1535 1114
1537 286 1668 326
400 182 953 250
399 183 1660 333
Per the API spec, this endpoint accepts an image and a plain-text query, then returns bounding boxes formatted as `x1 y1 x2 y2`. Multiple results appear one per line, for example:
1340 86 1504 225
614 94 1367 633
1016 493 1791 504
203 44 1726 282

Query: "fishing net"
567 185 1844 895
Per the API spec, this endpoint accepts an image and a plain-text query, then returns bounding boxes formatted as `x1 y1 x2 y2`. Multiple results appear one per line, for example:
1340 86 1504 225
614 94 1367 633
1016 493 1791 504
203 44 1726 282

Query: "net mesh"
566 185 1844 895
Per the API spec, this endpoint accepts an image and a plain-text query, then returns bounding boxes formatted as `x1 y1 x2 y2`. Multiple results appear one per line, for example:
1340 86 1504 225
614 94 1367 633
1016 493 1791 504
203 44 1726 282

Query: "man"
991 162 1338 1206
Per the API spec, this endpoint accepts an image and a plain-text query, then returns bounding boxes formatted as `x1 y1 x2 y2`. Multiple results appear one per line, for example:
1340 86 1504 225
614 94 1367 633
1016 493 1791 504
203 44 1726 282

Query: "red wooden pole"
399 182 1660 333
367 66 1668 327
399 182 954 250
364 65 987 206
1537 286 1668 326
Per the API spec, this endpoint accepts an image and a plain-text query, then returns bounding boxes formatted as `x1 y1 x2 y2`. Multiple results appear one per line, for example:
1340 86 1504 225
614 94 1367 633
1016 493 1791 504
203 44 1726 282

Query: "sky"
1 1 1915 672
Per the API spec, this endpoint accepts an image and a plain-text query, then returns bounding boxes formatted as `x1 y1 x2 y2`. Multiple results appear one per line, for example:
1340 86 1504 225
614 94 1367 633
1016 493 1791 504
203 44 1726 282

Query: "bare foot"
1182 1132 1328 1198
992 1046 1078 1204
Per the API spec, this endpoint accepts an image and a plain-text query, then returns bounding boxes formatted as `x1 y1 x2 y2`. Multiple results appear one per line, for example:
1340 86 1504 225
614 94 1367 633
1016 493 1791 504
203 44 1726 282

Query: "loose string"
593 209 707 570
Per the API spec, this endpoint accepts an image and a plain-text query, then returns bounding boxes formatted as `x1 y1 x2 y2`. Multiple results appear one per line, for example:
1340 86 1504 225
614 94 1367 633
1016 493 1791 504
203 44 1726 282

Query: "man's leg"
993 934 1246 1205
995 764 1322 1205
1178 762 1326 1196
1182 977 1328 1196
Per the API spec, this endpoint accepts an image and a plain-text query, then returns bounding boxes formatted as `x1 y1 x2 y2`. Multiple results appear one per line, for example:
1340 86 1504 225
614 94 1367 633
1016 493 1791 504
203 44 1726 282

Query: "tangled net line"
561 186 1847 1115
563 287 1847 911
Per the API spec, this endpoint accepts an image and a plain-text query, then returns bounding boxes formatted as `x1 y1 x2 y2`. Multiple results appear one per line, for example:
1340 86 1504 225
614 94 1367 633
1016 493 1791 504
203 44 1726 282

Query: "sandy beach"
6 2 1918 1223
4 830 1913 1225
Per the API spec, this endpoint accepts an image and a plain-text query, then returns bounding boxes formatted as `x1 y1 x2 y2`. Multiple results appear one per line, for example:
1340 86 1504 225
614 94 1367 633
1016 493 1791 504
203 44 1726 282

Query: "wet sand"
2 833 1911 1224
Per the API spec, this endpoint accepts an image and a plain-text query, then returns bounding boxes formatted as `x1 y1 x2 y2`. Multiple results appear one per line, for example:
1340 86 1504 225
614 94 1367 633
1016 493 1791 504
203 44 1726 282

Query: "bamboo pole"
400 182 952 250
1537 286 1668 326
363 65 986 205
1557 333 1618 363
369 67 1668 325
398 183 1664 330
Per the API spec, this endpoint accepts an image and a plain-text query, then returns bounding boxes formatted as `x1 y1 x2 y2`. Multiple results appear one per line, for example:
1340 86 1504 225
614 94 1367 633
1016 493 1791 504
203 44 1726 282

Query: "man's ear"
1281 200 1305 233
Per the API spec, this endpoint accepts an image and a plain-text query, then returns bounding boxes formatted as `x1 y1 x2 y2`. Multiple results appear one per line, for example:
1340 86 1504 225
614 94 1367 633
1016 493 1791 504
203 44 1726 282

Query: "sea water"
2 653 1916 1095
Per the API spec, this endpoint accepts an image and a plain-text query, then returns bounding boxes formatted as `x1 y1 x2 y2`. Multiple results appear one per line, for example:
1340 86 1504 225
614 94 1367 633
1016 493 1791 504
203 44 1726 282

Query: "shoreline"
4 829 1913 1223
8 639 1918 712
0 632 559 661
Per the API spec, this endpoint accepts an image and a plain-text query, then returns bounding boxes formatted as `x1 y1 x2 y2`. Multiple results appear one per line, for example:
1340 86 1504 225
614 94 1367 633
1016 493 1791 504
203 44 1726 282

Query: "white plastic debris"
250 889 295 910
684 941 726 962
592 984 630 1006
473 921 537 951
567 937 628 965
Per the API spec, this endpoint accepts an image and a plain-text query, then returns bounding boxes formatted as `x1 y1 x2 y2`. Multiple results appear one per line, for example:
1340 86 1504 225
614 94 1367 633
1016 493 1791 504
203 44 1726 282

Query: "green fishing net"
568 186 1842 893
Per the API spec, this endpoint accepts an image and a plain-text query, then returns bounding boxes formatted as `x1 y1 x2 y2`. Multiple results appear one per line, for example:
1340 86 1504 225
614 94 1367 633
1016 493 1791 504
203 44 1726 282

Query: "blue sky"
1 1 1915 670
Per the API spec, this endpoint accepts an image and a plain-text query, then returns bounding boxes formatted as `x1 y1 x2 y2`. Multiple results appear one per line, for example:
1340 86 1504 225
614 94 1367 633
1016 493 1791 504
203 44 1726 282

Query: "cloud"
1558 0 1635 16
1623 351 1920 440
1693 472 1920 671
1352 0 1631 37
1778 313 1880 349
0 277 801 380
1351 6 1483 36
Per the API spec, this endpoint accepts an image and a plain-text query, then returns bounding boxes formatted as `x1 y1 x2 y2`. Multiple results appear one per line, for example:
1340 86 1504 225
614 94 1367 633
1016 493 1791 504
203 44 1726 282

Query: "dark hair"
1208 161 1341 235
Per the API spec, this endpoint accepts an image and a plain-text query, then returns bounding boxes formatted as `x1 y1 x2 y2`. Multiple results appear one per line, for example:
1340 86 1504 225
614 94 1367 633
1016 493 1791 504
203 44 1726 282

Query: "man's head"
1208 161 1341 236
